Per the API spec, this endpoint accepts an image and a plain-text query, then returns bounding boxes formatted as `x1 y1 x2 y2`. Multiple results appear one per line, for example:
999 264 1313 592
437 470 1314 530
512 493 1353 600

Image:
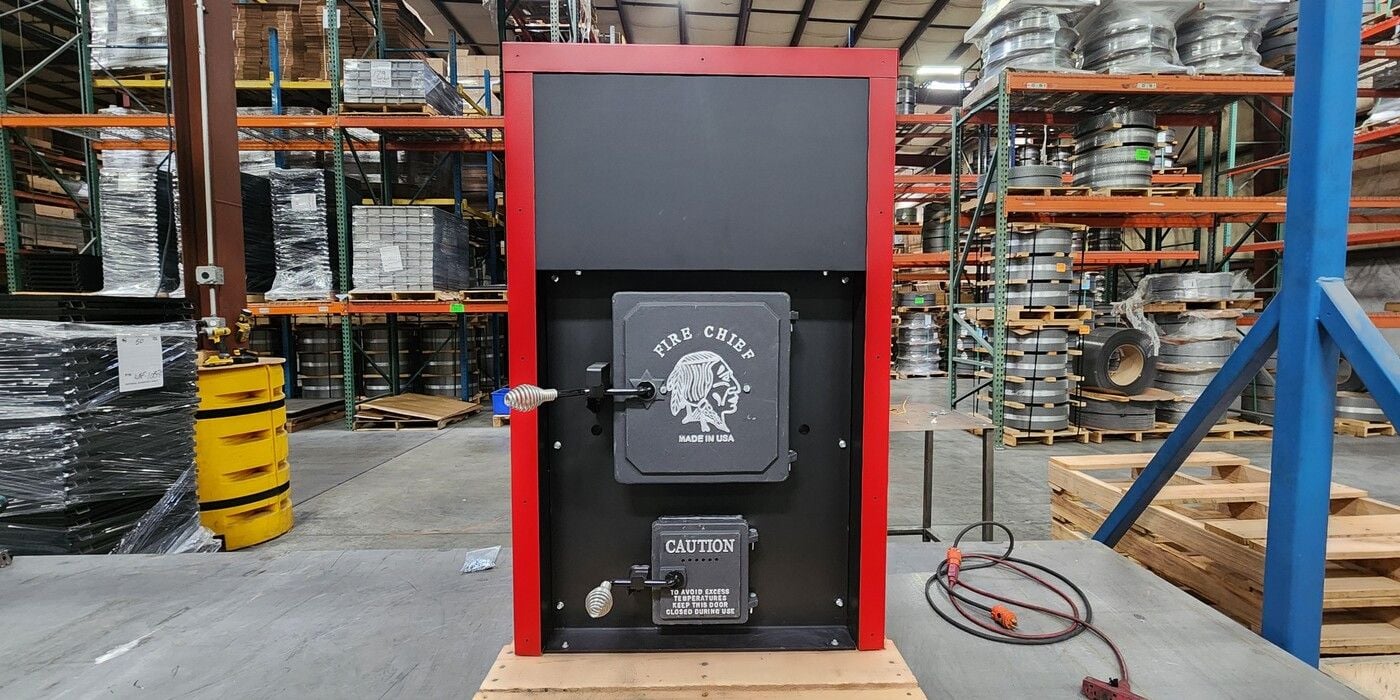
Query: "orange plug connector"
946 547 963 583
990 605 1018 630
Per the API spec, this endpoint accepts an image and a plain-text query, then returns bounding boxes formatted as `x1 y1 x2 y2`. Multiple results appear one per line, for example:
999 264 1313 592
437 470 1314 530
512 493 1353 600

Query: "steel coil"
1004 404 1070 431
1157 338 1237 366
897 329 938 346
1007 164 1062 186
1008 257 1073 282
1006 329 1069 354
1072 146 1153 187
1006 352 1068 379
1154 367 1216 397
922 231 948 253
1073 127 1159 154
1157 397 1237 425
895 207 919 225
1073 396 1157 430
1336 391 1386 421
1337 358 1367 392
1074 109 1157 137
1153 313 1237 340
1005 378 1069 405
1008 227 1074 255
1007 281 1072 307
1143 272 1234 301
1079 326 1156 394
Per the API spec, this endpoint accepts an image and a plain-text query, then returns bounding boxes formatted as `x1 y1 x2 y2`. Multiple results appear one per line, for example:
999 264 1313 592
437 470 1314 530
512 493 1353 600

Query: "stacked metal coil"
1240 369 1276 425
921 203 948 253
1156 368 1241 424
1002 327 1071 430
897 76 917 115
1259 5 1299 72
419 324 463 398
1073 396 1157 430
1048 141 1075 174
1144 271 1234 301
1142 272 1241 424
895 312 941 376
360 325 416 395
1077 3 1190 74
1153 129 1177 171
978 7 1080 79
895 206 919 225
1072 109 1156 188
1008 164 1063 187
1073 227 1123 253
1177 10 1272 75
296 326 344 400
1336 391 1386 422
1009 227 1074 255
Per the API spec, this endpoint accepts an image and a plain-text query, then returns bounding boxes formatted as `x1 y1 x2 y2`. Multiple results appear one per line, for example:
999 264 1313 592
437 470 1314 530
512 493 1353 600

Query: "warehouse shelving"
942 69 1298 445
0 0 509 427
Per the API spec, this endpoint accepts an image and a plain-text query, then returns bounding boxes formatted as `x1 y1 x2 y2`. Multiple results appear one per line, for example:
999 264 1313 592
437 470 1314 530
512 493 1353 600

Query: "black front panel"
540 270 862 651
532 74 870 272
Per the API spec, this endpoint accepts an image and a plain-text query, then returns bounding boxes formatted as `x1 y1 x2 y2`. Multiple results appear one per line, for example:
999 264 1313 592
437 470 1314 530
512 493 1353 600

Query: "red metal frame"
505 43 895 656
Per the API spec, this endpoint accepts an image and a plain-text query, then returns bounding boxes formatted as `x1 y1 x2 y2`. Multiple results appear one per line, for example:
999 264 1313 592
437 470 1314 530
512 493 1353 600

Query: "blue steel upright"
1092 0 1400 666
1259 0 1361 664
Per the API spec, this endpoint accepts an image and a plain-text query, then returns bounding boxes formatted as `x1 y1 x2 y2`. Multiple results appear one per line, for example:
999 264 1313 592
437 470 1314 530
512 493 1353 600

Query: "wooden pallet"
342 102 447 115
1003 185 1090 197
475 641 925 699
1088 186 1195 198
492 413 510 428
1385 302 1400 313
286 399 346 432
349 289 463 301
968 424 1084 446
893 370 946 380
967 305 1094 326
1075 419 1274 444
1336 418 1398 438
1050 451 1400 656
1321 656 1400 700
1142 298 1261 313
353 392 481 431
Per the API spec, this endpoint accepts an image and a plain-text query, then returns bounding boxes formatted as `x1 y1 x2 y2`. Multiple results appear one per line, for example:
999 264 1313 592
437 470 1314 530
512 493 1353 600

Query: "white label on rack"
324 8 341 29
290 193 317 211
116 333 163 392
380 245 404 272
1025 82 1048 90
1134 82 1157 90
370 63 393 89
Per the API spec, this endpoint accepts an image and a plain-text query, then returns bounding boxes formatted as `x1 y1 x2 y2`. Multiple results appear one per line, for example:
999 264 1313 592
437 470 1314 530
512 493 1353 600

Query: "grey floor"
259 377 1398 552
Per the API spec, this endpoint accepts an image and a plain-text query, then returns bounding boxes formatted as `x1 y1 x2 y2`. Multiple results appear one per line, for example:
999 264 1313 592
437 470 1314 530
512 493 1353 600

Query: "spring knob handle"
504 384 559 412
585 580 614 619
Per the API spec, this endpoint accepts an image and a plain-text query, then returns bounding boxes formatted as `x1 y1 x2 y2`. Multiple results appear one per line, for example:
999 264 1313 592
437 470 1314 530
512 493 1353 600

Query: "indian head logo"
664 350 741 434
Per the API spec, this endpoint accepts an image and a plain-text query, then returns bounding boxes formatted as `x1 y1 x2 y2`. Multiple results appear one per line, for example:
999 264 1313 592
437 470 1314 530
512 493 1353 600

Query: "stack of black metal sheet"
242 173 276 294
0 295 193 323
0 320 200 554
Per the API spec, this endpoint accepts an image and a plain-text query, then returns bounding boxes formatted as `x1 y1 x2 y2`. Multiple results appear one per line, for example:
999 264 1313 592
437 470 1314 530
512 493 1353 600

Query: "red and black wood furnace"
504 43 896 655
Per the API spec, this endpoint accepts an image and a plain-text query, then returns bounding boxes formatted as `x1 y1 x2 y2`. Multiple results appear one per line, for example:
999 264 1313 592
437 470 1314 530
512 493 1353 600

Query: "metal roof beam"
789 0 817 46
899 0 953 58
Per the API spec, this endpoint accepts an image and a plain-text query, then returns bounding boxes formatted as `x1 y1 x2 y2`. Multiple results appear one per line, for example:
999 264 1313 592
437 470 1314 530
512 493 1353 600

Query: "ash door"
612 292 791 484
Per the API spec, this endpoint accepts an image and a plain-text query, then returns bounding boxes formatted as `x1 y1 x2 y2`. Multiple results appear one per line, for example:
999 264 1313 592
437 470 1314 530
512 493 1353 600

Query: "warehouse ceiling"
420 0 984 74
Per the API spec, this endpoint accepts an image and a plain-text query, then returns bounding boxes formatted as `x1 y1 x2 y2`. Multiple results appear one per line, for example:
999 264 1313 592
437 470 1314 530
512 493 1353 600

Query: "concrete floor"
258 378 1399 552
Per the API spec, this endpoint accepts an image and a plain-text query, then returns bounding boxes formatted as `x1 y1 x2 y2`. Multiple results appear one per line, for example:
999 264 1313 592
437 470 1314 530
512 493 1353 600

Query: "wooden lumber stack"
1051 451 1400 656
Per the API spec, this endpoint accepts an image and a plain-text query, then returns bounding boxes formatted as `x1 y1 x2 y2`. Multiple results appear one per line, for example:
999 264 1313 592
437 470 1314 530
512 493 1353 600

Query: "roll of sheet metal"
922 230 948 253
1008 227 1074 255
1004 403 1070 431
1007 164 1062 186
1073 109 1156 138
980 7 1078 77
1336 391 1386 421
1143 272 1234 301
1153 313 1237 340
1157 396 1239 425
1072 146 1153 187
1008 257 1073 282
1006 329 1069 354
1178 14 1268 74
1073 396 1157 430
1015 144 1043 166
1079 326 1156 394
1240 370 1276 425
1072 127 1159 154
1005 378 1070 405
895 207 919 225
1154 367 1215 396
1007 281 1072 307
1337 358 1367 392
1081 21 1179 74
1157 338 1237 366
1049 143 1074 173
1006 352 1068 379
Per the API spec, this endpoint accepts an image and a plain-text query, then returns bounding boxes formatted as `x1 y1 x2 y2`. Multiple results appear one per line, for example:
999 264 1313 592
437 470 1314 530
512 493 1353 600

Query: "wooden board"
475 642 925 699
1322 656 1400 700
1142 298 1261 313
1088 186 1195 197
1050 451 1400 656
349 289 463 301
354 393 482 431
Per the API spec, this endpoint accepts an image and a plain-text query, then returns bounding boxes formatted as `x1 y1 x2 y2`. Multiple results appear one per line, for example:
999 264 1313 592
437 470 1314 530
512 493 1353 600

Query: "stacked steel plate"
1259 2 1299 71
0 320 201 554
1072 109 1157 188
